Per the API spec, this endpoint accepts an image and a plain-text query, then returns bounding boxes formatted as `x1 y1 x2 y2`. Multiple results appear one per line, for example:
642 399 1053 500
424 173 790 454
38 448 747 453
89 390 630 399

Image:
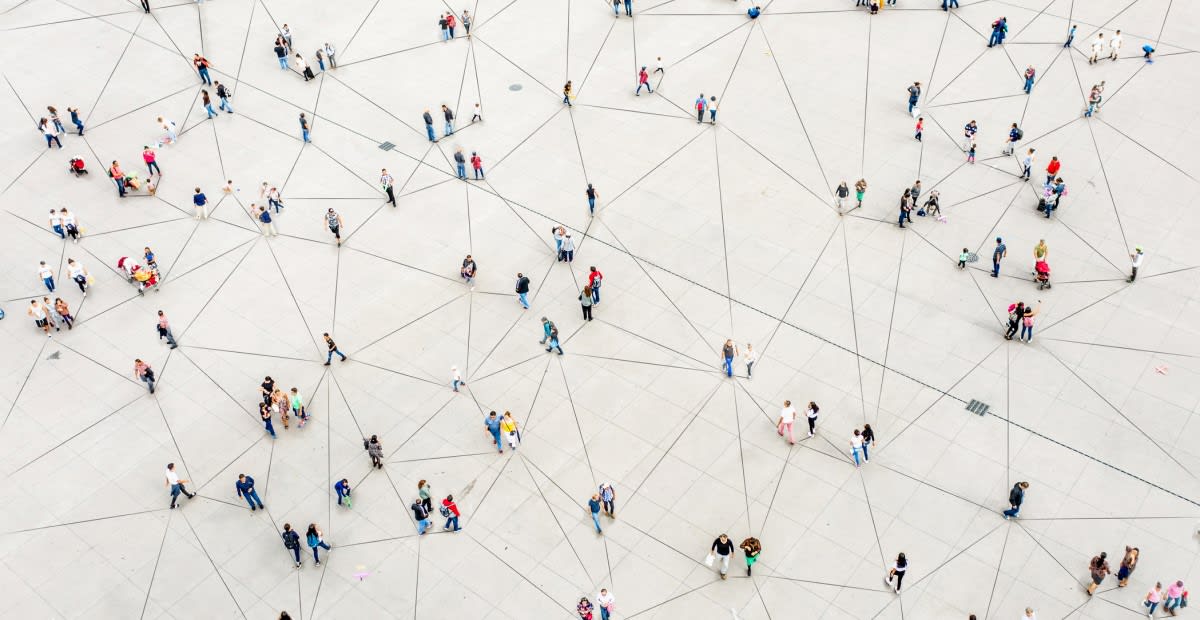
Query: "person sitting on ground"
747 5 761 18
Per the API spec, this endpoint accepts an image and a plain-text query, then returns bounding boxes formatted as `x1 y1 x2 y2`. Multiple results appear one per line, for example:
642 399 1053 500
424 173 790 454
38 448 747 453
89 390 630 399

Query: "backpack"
282 531 297 549
363 438 370 450
1014 128 1024 140
439 504 452 517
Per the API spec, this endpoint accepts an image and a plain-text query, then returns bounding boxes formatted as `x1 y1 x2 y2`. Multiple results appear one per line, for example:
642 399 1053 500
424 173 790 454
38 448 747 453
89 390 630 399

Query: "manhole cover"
509 84 523 91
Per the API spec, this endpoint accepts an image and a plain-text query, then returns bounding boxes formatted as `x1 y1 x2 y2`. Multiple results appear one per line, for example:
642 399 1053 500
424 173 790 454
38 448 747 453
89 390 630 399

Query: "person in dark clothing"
423 109 436 141
1003 481 1029 518
281 523 302 567
1005 302 1025 340
236 474 265 511
860 424 876 461
711 534 735 579
323 332 347 364
515 272 530 309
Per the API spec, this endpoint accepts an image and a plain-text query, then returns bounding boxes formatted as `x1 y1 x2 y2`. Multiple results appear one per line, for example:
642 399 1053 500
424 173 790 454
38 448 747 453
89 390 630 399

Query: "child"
222 180 234 194
914 117 923 141
471 102 482 122
451 366 465 392
967 142 976 163
1142 44 1155 63
958 248 969 269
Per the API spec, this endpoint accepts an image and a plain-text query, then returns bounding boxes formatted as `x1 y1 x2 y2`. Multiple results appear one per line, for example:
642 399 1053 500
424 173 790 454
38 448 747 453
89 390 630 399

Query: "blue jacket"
236 476 256 497
485 416 502 433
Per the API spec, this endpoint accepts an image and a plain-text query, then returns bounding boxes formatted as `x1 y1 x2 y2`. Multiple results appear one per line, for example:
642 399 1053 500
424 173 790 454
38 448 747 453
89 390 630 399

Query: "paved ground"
1 0 1199 618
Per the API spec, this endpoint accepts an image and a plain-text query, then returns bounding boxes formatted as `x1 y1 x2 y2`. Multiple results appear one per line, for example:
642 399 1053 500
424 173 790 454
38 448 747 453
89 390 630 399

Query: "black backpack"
1014 128 1024 140
282 531 297 549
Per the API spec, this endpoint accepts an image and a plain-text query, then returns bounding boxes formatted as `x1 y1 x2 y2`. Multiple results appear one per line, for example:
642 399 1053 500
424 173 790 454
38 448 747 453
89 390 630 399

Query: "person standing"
898 189 912 229
381 168 396 205
861 424 875 461
40 297 58 332
588 494 603 533
290 387 308 427
1002 481 1028 518
49 209 65 239
907 82 921 114
914 116 923 141
580 286 594 320
193 187 208 219
417 480 433 514
624 0 632 16
1004 302 1025 340
471 102 481 122
585 184 598 215
501 411 520 451
1023 65 1036 94
142 145 161 176
1045 156 1061 185
1089 33 1105 64
455 149 467 179
462 10 472 36
1164 580 1185 614
563 81 573 106
777 400 797 445
743 343 757 378
962 120 978 150
806 401 819 437
1109 29 1122 60
157 310 178 348
281 524 302 567
1020 302 1040 343
299 113 311 142
721 339 738 377
451 365 465 392
296 53 315 81
366 435 384 468
260 402 276 438
441 495 461 531
438 14 449 41
636 67 652 95
236 474 265 511
515 272 530 309
1022 148 1035 180
1003 123 1021 155
441 104 455 136
193 53 213 84
1116 546 1138 587
991 237 1007 277
323 332 347 364
484 411 504 453
54 298 74 330
157 116 177 143
460 254 477 287
1085 551 1109 595
1128 246 1144 282
695 93 706 123
40 118 62 149
315 48 325 71
305 524 331 564
470 152 484 179
279 24 293 50
711 534 734 580
135 359 156 393
560 233 576 262
257 206 277 237
854 178 867 208
323 42 337 68
835 181 849 211
274 41 288 69
886 553 908 592
598 483 615 518
37 261 55 293
326 208 343 246
1064 24 1077 47
740 537 761 576
546 322 564 354
334 478 351 506
1147 583 1165 616
165 463 196 508
578 598 595 620
596 589 614 620
850 430 864 467
709 96 718 124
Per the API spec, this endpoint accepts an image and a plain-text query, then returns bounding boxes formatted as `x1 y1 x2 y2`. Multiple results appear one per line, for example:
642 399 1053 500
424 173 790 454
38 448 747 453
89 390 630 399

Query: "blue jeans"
311 541 330 561
518 292 529 309
269 198 282 213
317 59 325 71
43 277 55 292
861 442 869 461
327 349 346 363
592 283 600 303
723 356 733 377
1020 324 1032 341
601 607 611 620
473 167 483 179
302 128 310 142
1024 78 1033 93
624 0 631 15
444 121 453 136
588 197 595 213
442 29 449 41
710 109 717 123
242 489 263 508
219 97 232 112
198 67 211 84
46 134 62 148
547 338 563 354
73 119 84 135
453 379 463 391
418 518 431 534
457 163 466 178
490 430 503 451
992 260 1001 277
1065 35 1074 47
426 124 435 141
907 99 918 113
591 512 602 532
1166 597 1181 611
264 418 276 437
445 516 460 531
147 161 161 175
852 447 861 466
614 3 619 14
278 57 288 69
52 119 66 133
1003 506 1020 518
989 31 1000 46
205 103 216 118
52 225 65 239
636 82 651 94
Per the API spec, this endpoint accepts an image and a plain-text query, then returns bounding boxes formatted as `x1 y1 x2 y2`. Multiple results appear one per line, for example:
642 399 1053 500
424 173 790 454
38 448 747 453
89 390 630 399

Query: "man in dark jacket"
412 498 431 535
236 474 264 511
515 272 530 309
1003 481 1028 519
423 109 435 142
282 523 302 567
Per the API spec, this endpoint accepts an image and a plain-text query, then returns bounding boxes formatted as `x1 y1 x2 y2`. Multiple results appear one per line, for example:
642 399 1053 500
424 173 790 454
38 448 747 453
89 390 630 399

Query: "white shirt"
779 406 796 424
562 237 576 251
744 350 757 364
806 407 818 420
1091 37 1103 52
1132 252 1144 268
452 369 462 381
68 264 84 278
295 56 308 69
1110 34 1122 50
1022 613 1036 620
29 304 46 319
324 44 336 56
38 265 53 279
61 212 76 226
596 592 614 609
49 213 61 226
851 435 864 449
166 469 180 485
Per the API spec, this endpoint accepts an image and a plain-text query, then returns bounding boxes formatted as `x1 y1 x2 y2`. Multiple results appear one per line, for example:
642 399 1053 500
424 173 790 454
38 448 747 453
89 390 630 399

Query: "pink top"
1167 583 1184 598
143 149 156 163
158 315 170 329
1148 588 1162 603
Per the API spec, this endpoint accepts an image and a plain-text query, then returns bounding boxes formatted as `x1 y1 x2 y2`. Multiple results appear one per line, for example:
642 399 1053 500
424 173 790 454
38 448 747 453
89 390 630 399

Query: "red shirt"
447 14 456 27
588 270 603 286
470 155 482 169
1046 160 1060 175
639 71 648 83
143 149 156 163
442 498 460 516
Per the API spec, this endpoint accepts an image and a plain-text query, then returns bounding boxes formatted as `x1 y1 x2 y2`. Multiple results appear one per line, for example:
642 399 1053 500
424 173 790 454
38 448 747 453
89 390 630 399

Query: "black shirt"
274 45 286 58
325 338 338 352
712 538 735 555
861 427 874 443
455 151 466 163
262 379 274 395
282 530 300 548
1008 483 1025 506
586 187 596 199
423 112 433 126
412 502 429 520
444 108 454 121
516 276 530 293
462 259 476 275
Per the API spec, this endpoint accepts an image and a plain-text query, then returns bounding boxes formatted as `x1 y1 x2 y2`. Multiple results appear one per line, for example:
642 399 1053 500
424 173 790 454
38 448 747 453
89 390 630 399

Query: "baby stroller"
68 157 88 176
1034 260 1051 290
117 256 160 295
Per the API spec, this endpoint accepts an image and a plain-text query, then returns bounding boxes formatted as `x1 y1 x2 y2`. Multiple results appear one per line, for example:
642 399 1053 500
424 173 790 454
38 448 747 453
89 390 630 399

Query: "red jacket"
1046 160 1060 175
442 498 460 516
588 270 603 286
639 70 648 84
470 155 482 169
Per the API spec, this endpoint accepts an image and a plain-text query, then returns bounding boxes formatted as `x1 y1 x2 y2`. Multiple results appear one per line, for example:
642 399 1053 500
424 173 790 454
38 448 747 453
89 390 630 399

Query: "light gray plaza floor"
1 0 1200 618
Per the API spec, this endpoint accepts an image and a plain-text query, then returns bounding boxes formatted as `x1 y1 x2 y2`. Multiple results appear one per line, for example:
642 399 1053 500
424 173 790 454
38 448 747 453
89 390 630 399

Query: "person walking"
563 81 573 106
1019 302 1041 343
193 187 208 219
709 96 718 124
305 524 331 564
323 332 347 364
1085 551 1109 595
501 411 520 451
40 118 62 149
54 298 74 330
326 208 343 246
598 483 615 518
257 205 277 237
462 10 472 36
290 387 308 427
471 102 481 122
451 365 466 392
366 434 384 468
546 322 564 354
135 359 156 393
588 494 603 533
1002 481 1028 518
740 537 761 576
695 93 706 123
334 478 351 506
988 17 1007 47
962 120 978 150
854 178 867 208
381 168 396 204
193 54 213 85
1003 123 1022 155
1109 29 1122 60
59 208 80 243
710 534 734 580
49 209 65 239
1147 583 1165 616
1164 580 1185 614
157 310 178 348
722 339 738 377
324 42 337 68
281 524 302 567
470 152 484 179
1064 24 1077 47
561 233 576 261
1045 156 1061 185
991 237 1007 277
886 552 908 592
539 317 555 345
907 82 921 114
157 116 178 143
596 589 614 620
460 254 477 287
743 343 757 378
851 430 864 467
38 261 55 293
201 89 217 119
142 145 161 176
623 0 632 16
441 495 461 531
806 401 820 437
580 285 594 320
165 462 195 508
1023 65 1036 94
914 116 923 141
455 148 467 179
235 474 265 511
68 106 84 135
515 272 530 309
261 402 276 438
578 598 595 620
861 424 875 461
1089 33 1105 64
438 14 449 41
612 0 621 16
484 411 504 453
66 258 88 295
417 480 433 513
835 181 849 211
441 104 455 136
1128 246 1144 282
1022 148 1035 180
299 113 311 142
274 41 288 69
585 184 598 215
777 400 797 445
636 66 652 95
1116 546 1138 587
422 109 436 141
1004 302 1025 340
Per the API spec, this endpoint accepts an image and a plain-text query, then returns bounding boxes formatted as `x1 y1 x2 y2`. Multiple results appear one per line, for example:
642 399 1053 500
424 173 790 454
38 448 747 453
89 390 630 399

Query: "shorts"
35 319 47 327
1091 573 1105 585
329 226 340 238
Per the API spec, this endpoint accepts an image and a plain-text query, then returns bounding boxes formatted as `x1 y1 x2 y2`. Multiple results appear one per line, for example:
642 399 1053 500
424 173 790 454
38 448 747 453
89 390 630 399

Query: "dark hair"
896 552 907 567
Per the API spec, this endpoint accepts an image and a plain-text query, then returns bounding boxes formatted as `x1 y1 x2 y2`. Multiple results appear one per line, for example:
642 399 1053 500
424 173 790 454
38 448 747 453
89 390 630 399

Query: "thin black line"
1082 117 1130 256
261 232 324 356
1096 117 1197 183
982 524 1011 619
175 240 258 341
758 222 841 363
138 512 172 619
518 457 594 583
713 133 734 335
623 581 722 619
10 392 146 475
872 522 1005 618
840 220 869 424
352 292 466 354
0 337 49 434
860 17 872 172
928 92 1028 108
2 507 167 535
570 353 713 373
1015 521 1081 583
624 382 724 508
179 508 248 618
759 26 830 192
339 0 383 59
1043 338 1200 358
83 15 142 125
873 234 906 423
462 531 574 614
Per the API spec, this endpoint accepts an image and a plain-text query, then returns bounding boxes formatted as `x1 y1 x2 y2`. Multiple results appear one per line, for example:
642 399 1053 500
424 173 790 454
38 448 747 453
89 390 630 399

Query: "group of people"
437 11 471 40
28 257 90 337
258 375 308 438
272 27 337 79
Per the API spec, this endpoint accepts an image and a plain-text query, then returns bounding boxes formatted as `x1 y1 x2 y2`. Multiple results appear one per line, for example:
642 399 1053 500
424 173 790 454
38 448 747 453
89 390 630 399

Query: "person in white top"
157 116 177 143
1128 246 1144 282
66 258 89 295
1109 29 1122 60
1021 606 1036 620
60 208 80 243
596 588 615 620
49 209 64 239
323 42 337 68
38 261 55 293
743 343 757 378
1089 33 1104 63
164 462 196 508
805 401 820 437
451 366 465 392
28 299 52 337
776 400 797 444
851 430 864 467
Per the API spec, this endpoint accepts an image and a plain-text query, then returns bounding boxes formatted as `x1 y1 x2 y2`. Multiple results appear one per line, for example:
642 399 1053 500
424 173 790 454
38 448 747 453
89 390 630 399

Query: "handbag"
704 553 715 567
